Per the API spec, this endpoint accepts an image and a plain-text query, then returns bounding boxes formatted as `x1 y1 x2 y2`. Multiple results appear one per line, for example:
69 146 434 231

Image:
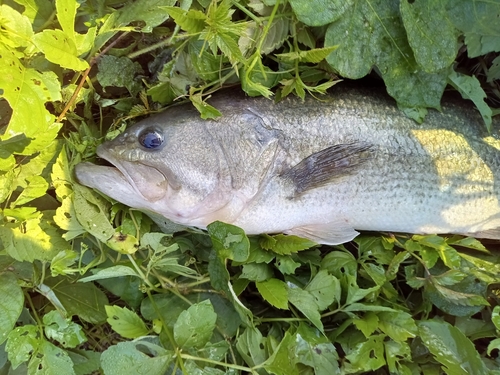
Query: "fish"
75 84 500 245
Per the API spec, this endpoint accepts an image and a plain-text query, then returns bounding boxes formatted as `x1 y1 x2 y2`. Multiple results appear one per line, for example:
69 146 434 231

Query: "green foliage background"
1 0 500 374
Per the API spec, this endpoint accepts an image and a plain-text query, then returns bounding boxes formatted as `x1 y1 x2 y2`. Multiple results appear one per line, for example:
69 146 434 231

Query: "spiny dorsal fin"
281 142 373 196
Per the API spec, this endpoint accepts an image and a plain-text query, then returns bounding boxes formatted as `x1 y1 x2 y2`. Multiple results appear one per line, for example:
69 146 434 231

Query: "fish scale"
75 84 500 244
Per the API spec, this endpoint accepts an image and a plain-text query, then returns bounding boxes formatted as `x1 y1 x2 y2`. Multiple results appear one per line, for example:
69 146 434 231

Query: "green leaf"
114 0 176 32
96 55 143 96
50 250 79 277
492 305 500 330
73 184 115 242
0 216 62 262
344 335 385 373
377 311 417 342
78 265 139 283
44 277 108 324
295 334 340 375
289 0 352 26
399 0 457 72
418 320 488 375
105 305 149 339
163 6 206 33
236 327 267 368
241 263 273 282
0 272 24 345
173 300 217 349
207 221 250 262
106 232 140 255
260 233 316 255
447 70 493 131
67 349 101 375
190 93 223 120
305 270 339 311
325 0 447 109
6 325 41 369
320 250 357 277
55 0 77 41
32 29 89 71
352 312 379 338
413 234 461 269
43 310 87 348
101 341 172 375
0 45 61 155
0 4 34 47
275 255 301 275
264 330 299 375
287 286 323 332
28 340 76 375
445 0 500 57
255 278 289 309
12 175 48 206
277 46 338 63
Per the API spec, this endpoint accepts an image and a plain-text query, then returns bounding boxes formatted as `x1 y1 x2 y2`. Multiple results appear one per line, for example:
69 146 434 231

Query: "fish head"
75 105 232 226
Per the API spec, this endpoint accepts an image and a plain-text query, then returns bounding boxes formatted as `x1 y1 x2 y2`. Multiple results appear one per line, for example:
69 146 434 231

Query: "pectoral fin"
285 221 359 245
281 142 373 195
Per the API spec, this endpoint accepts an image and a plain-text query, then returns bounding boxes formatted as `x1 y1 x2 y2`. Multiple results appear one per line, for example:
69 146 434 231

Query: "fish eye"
138 128 164 149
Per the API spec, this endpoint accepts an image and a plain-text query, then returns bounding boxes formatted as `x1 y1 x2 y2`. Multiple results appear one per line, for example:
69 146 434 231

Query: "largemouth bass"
75 85 500 244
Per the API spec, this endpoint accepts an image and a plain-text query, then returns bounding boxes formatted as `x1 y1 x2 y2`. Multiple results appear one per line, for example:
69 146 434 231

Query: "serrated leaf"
67 349 101 375
241 263 273 282
400 0 457 72
173 300 217 349
289 0 352 26
377 311 417 342
164 6 206 33
287 286 323 332
448 70 493 131
0 272 24 345
255 278 288 309
260 233 316 255
105 305 149 339
419 320 488 375
190 93 223 119
207 221 249 262
305 270 339 311
43 310 87 348
0 4 34 47
492 306 500 330
32 29 89 70
278 46 338 63
101 341 172 375
414 234 462 269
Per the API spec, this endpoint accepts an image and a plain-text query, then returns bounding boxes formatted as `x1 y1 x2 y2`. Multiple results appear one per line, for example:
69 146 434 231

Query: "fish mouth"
90 145 169 202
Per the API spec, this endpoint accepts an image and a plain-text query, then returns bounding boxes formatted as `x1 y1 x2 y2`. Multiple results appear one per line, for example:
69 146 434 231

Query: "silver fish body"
75 85 500 244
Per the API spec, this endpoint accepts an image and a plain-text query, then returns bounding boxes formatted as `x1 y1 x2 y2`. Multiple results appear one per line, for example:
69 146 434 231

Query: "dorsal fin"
281 142 373 196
